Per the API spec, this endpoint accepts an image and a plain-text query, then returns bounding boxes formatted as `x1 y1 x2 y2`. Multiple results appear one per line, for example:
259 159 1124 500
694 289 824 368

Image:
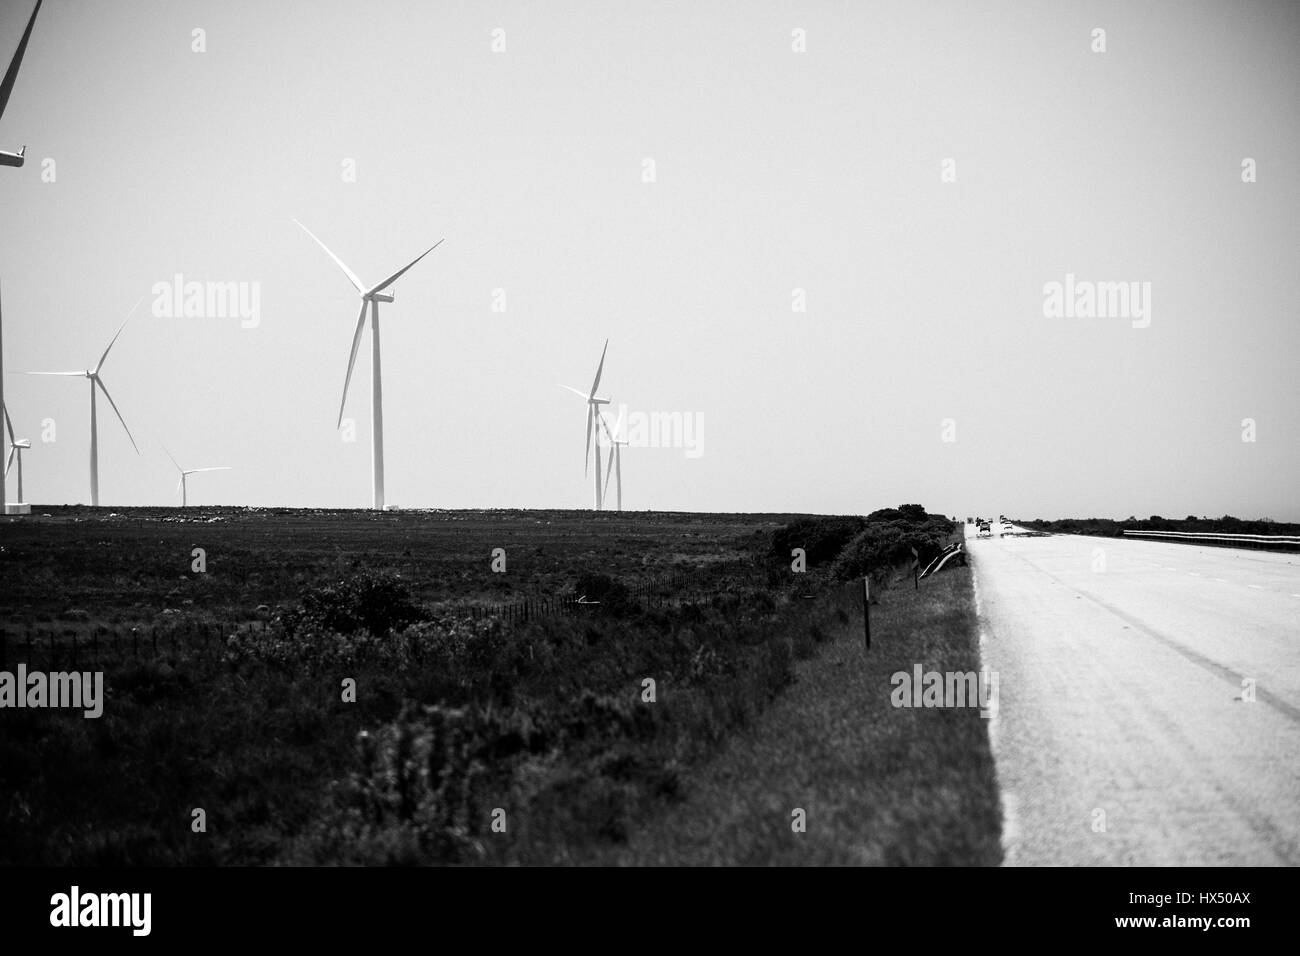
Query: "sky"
1 0 1297 519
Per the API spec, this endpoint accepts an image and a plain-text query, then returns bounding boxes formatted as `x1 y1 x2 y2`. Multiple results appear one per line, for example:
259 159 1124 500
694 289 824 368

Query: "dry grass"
592 567 1002 865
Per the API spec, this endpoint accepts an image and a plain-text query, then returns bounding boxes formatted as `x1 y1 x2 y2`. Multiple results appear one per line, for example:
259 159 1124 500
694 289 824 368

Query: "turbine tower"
1 1 45 511
22 300 142 506
0 0 43 168
295 220 443 511
162 445 230 507
602 411 628 512
4 403 30 505
560 339 611 510
1 280 7 514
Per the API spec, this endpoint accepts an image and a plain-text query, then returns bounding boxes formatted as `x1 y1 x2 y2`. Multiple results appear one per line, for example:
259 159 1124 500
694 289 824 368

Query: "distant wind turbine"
602 410 628 512
162 445 230 507
294 219 443 511
21 299 143 506
0 0 43 168
560 339 611 510
4 403 30 504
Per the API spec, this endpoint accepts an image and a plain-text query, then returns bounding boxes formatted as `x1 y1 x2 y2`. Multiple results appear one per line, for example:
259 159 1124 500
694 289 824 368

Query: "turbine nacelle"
368 290 395 304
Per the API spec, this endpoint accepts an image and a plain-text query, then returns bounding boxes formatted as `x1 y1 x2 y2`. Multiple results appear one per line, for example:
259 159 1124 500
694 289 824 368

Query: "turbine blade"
93 376 139 454
295 219 365 293
0 0 42 124
3 402 13 444
189 467 231 474
21 370 86 376
607 405 625 440
5 446 14 476
604 444 615 500
95 297 143 373
368 238 444 296
160 443 182 473
588 338 609 398
176 476 184 496
558 384 589 400
338 300 369 428
584 405 593 476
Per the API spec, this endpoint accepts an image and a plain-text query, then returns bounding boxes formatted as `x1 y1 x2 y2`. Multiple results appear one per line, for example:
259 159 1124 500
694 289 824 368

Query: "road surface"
968 524 1300 865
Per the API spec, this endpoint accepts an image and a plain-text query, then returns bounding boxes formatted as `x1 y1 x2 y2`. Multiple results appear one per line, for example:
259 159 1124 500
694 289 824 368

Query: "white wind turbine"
21 299 142 506
4 403 30 504
0 0 43 168
602 409 628 512
162 445 230 507
560 339 611 510
295 220 444 511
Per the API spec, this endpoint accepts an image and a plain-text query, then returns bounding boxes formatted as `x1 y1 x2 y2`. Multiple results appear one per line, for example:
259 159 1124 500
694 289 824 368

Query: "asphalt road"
967 524 1300 865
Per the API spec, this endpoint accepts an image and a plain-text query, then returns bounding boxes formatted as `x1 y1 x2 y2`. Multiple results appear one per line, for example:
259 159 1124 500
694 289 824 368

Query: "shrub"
570 572 633 612
282 570 424 637
830 510 955 583
769 516 866 567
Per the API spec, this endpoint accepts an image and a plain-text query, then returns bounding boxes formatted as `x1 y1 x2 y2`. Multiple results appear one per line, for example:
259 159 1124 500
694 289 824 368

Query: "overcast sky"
1 0 1297 519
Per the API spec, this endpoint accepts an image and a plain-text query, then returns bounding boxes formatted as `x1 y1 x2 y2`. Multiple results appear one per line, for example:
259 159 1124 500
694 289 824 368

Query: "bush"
830 508 955 583
769 517 865 567
295 701 546 865
570 572 633 612
282 570 425 637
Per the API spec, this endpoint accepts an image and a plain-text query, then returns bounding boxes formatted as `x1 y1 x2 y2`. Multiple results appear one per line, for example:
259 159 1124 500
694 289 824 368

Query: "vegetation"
594 567 1000 865
0 504 966 865
1018 514 1300 538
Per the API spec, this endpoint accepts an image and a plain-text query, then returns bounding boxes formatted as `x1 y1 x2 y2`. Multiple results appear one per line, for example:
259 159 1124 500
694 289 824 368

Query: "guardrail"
919 542 965 579
1122 530 1300 553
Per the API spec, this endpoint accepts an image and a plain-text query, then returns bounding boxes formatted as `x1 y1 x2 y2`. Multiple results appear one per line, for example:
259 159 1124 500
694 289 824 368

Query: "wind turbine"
162 445 230 507
1 1 43 512
295 220 443 511
0 0 43 168
560 339 610 510
602 410 628 512
4 403 30 504
21 299 142 506
1 280 7 513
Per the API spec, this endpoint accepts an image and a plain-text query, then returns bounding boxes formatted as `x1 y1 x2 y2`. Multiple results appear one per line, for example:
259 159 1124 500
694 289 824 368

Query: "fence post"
862 576 871 652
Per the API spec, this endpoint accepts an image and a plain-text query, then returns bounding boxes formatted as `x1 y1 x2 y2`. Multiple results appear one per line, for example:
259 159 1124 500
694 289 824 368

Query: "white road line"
971 564 1017 865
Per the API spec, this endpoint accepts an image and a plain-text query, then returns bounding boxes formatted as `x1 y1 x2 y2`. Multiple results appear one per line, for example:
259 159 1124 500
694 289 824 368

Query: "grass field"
0 505 995 865
595 568 1002 865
